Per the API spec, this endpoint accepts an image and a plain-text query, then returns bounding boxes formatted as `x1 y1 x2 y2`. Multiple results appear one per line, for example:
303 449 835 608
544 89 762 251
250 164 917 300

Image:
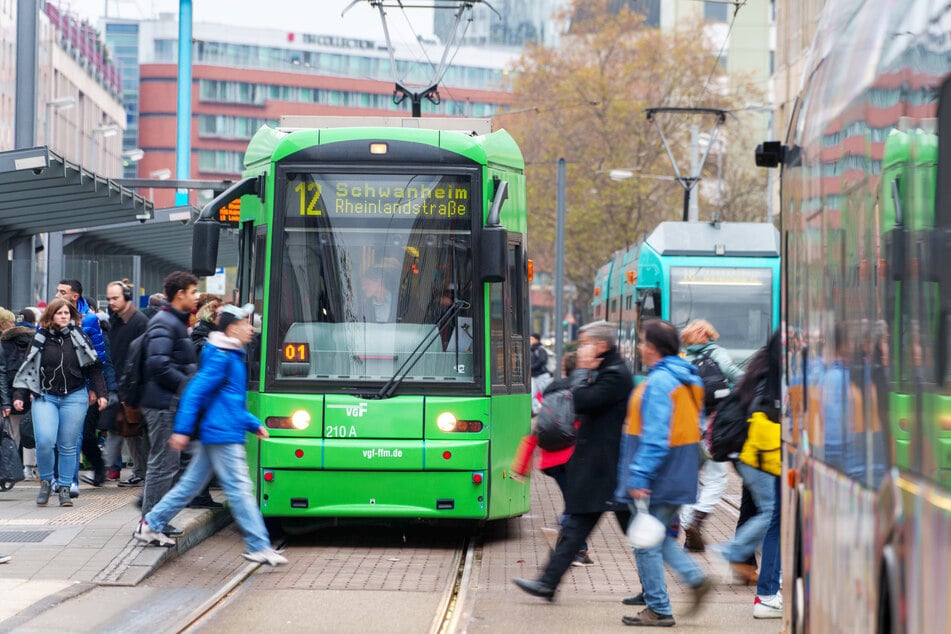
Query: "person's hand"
629 488 651 500
576 343 603 370
107 391 119 408
13 399 23 412
1 407 9 417
168 433 190 451
88 391 98 406
255 426 270 440
97 396 108 411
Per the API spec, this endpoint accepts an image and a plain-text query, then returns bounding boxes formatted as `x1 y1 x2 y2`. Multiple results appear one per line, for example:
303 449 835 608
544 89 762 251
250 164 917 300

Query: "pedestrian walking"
12 299 108 507
103 280 150 487
133 304 286 566
139 272 199 517
513 321 632 601
679 319 744 552
616 319 713 627
712 330 783 617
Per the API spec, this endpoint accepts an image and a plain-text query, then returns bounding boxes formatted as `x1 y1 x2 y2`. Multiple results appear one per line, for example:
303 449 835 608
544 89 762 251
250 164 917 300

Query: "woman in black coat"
514 320 634 600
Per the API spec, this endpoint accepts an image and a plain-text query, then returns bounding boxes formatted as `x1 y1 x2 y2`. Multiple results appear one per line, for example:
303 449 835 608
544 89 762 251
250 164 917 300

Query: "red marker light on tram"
443 451 452 460
472 473 483 484
263 471 274 482
295 449 304 458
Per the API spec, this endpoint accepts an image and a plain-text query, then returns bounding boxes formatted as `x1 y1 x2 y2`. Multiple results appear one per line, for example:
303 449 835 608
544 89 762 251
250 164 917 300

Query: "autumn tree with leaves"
498 0 768 320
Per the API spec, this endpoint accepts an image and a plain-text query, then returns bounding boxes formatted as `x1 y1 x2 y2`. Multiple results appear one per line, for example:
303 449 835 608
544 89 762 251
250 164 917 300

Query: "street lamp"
148 168 172 202
122 148 145 164
90 124 119 174
44 96 76 151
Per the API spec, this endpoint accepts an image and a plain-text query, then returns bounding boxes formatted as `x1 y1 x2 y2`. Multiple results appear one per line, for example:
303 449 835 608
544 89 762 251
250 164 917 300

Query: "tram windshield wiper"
372 300 470 400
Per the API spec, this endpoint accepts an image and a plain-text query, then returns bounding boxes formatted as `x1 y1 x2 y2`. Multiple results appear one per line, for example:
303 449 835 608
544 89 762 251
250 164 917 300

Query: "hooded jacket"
173 331 262 444
76 295 117 391
615 355 704 506
684 341 744 384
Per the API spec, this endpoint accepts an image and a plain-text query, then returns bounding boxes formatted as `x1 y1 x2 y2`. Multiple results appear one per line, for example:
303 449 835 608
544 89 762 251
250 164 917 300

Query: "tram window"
248 225 267 388
508 242 527 389
489 283 505 387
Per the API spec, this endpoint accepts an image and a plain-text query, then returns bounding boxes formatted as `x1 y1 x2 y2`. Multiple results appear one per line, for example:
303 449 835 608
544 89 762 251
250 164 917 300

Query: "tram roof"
64 206 239 273
0 146 153 235
646 221 780 257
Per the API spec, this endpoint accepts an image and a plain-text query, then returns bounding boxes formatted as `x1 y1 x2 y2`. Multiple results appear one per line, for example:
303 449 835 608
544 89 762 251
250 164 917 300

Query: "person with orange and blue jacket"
614 319 713 627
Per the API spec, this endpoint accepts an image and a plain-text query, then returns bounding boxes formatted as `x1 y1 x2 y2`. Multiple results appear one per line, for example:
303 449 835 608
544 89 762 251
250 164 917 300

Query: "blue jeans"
722 462 777 563
630 502 706 616
32 390 89 488
756 474 782 596
145 441 271 554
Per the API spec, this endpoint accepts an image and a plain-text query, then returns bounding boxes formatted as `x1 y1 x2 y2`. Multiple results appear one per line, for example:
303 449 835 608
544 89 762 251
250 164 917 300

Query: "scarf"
13 324 100 394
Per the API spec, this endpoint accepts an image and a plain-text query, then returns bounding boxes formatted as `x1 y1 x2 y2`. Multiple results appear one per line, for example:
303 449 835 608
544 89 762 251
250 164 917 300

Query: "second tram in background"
592 220 780 378
192 116 531 522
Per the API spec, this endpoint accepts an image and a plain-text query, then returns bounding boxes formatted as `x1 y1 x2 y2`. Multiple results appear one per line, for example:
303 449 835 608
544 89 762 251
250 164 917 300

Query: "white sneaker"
753 593 783 619
133 520 176 547
243 548 288 566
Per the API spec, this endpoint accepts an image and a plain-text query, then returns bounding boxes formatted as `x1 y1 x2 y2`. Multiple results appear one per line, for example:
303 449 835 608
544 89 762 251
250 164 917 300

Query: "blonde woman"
679 319 743 552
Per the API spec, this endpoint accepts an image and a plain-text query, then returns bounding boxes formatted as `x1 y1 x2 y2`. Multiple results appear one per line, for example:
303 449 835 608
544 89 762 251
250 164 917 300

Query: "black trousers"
539 509 631 589
736 483 759 567
80 405 104 475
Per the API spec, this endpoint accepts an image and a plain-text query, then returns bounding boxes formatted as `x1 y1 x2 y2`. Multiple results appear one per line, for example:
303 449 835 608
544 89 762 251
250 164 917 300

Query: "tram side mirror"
480 226 508 283
192 218 221 277
755 141 785 168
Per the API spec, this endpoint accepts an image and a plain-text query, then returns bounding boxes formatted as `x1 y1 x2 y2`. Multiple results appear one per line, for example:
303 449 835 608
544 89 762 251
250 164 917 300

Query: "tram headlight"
291 410 311 430
436 411 484 433
437 412 458 432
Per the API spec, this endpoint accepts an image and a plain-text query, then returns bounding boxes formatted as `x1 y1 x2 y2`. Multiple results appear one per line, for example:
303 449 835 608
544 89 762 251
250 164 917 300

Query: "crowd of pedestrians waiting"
0 272 285 568
514 319 782 626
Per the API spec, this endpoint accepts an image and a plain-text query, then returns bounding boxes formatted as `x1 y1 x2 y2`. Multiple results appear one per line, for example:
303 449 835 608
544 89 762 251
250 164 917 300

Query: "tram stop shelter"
0 146 237 309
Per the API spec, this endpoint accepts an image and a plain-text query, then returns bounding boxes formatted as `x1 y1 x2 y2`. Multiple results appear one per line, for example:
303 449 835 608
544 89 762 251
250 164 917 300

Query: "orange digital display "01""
282 342 310 363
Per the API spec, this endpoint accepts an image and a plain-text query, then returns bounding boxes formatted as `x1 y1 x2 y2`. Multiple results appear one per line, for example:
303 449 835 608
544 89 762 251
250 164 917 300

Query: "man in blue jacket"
615 319 713 627
133 303 286 566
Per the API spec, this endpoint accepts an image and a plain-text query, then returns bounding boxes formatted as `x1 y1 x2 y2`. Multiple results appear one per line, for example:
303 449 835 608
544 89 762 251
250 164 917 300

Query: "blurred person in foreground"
133 304 286 566
616 319 713 627
513 321 632 601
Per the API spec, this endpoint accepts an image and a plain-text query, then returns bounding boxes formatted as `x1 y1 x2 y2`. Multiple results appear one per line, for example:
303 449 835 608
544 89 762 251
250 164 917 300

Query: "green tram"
192 117 531 520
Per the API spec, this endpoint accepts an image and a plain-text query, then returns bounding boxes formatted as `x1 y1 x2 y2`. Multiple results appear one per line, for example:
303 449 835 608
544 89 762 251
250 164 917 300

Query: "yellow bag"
739 410 781 475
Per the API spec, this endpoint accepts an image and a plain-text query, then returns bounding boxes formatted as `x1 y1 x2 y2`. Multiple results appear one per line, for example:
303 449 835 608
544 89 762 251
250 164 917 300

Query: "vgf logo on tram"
328 402 368 417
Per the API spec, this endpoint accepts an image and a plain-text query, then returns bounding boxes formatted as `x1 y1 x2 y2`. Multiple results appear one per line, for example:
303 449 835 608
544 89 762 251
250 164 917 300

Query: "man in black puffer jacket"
139 271 198 517
514 320 634 601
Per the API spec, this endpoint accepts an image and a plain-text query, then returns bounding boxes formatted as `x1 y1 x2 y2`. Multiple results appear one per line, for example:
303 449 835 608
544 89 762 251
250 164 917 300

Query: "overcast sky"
63 0 436 41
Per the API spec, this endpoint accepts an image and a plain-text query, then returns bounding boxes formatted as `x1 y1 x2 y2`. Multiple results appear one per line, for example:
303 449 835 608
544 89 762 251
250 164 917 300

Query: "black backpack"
117 332 148 408
536 388 577 451
692 349 731 412
707 390 750 461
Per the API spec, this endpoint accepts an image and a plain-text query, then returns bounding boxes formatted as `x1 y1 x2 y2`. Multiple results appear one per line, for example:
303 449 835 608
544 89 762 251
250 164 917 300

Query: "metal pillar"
14 0 38 150
175 0 193 205
554 158 566 364
47 232 65 304
11 238 34 309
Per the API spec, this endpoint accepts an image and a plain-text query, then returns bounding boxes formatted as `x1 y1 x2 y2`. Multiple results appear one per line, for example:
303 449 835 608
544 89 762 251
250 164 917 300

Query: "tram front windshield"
668 266 773 362
272 171 476 386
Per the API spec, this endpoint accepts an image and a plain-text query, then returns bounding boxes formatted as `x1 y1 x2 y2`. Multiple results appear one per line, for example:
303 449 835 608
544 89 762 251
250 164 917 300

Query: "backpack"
117 332 148 408
535 388 577 451
707 390 750 462
692 348 731 412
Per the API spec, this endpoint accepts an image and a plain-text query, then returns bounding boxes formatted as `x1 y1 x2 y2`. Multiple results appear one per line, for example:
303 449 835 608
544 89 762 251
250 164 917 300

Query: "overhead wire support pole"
644 107 731 222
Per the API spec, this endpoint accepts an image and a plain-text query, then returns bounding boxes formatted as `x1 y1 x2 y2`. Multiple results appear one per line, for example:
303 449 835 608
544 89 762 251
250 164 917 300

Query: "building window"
704 1 729 22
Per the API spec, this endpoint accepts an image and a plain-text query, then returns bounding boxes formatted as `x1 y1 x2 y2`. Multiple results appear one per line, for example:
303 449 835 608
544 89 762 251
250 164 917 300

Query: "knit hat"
17 307 38 325
217 303 253 332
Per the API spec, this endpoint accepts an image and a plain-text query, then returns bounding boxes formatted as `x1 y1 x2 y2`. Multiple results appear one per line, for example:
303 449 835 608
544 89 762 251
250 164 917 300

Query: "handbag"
627 498 665 549
116 404 143 438
19 411 35 450
0 416 25 490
